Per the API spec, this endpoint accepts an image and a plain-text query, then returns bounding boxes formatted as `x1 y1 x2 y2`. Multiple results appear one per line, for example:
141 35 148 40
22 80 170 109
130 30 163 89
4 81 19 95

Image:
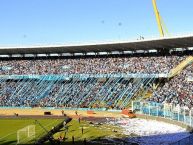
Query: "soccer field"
0 117 124 145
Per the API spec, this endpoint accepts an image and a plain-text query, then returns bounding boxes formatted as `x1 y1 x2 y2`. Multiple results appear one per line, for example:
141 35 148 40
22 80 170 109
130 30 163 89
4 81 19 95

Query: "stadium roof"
0 35 193 55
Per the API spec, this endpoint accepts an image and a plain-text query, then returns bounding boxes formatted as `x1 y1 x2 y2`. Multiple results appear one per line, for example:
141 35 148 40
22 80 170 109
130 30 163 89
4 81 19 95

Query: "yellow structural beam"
169 56 193 78
152 0 164 37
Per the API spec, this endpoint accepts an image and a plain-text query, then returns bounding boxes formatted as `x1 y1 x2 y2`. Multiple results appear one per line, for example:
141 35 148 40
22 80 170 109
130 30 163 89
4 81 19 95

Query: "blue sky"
0 0 193 46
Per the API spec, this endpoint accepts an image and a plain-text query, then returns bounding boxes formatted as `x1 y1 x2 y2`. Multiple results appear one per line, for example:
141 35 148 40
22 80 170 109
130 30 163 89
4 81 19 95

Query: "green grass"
0 118 126 145
0 118 62 144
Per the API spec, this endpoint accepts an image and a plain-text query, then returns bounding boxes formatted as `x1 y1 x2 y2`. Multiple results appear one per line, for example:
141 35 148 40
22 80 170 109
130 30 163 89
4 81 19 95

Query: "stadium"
0 0 193 145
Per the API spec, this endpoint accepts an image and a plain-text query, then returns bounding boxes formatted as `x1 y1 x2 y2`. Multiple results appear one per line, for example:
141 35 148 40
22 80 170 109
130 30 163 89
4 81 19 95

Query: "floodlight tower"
152 0 169 37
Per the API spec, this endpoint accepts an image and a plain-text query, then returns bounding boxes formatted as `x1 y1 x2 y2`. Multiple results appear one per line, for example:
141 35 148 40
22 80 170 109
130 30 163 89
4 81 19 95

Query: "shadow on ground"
1 132 192 145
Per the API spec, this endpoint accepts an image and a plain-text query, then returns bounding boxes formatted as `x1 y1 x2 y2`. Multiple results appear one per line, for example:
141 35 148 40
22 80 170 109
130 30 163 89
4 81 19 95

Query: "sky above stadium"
0 0 193 46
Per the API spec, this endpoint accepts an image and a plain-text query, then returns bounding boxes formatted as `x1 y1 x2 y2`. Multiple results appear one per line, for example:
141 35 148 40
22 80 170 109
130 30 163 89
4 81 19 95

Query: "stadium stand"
0 53 192 109
0 55 187 75
0 36 192 110
149 64 193 109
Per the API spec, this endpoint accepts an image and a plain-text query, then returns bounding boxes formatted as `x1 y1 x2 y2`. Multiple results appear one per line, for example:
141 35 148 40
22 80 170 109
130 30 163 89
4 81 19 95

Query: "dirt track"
0 108 124 118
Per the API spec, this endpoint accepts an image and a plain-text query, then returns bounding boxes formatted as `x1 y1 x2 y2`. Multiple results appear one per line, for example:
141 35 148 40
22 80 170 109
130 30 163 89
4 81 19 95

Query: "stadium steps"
131 88 152 102
168 56 193 78
144 82 160 99
132 77 155 100
143 90 153 99
125 79 148 107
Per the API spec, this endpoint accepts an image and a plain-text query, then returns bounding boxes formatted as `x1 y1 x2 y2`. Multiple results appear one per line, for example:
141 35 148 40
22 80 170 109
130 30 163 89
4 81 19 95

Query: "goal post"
17 125 35 144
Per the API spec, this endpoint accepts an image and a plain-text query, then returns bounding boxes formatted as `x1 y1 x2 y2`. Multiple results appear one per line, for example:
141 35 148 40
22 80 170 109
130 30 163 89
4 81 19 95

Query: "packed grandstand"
0 39 192 111
1 0 193 145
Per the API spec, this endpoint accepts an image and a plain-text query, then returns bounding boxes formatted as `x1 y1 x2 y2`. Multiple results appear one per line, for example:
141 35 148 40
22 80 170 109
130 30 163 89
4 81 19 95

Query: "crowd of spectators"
0 55 186 75
0 54 192 109
0 78 138 109
149 64 193 109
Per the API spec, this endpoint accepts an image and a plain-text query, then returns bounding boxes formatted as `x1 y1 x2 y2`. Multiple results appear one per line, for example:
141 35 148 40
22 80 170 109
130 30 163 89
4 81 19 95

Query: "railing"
0 106 120 112
132 101 193 127
132 101 193 145
0 73 167 80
